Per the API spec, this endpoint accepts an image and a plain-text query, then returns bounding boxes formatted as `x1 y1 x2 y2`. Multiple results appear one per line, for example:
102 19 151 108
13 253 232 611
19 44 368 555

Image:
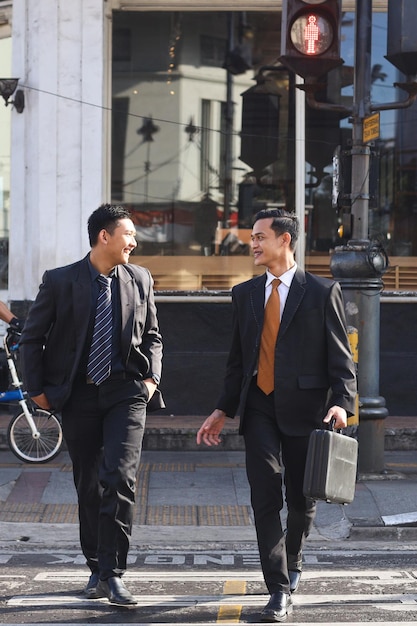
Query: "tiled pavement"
1 415 417 545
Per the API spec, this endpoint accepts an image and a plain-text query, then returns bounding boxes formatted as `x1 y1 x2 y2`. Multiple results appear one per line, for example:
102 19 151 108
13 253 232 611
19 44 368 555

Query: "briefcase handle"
327 416 342 434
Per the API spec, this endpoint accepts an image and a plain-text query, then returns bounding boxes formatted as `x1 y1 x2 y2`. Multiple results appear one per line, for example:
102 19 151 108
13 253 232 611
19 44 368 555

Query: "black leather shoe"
96 577 137 606
260 591 293 622
84 572 106 599
289 569 302 594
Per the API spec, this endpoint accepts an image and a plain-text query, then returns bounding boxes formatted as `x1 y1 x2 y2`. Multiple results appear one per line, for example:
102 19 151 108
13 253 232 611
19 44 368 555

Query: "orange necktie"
257 278 281 395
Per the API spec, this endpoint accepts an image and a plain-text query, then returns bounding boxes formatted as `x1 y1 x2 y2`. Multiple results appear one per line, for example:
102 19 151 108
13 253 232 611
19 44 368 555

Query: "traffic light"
239 86 280 176
280 0 343 80
223 17 254 75
385 0 417 76
223 40 252 75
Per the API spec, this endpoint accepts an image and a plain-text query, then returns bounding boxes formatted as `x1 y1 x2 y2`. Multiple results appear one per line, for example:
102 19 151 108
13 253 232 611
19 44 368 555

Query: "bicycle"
2 328 63 463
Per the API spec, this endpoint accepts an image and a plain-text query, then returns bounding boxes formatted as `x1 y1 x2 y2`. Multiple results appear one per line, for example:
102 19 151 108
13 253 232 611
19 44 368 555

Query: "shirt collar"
266 263 297 289
87 257 99 282
87 257 117 281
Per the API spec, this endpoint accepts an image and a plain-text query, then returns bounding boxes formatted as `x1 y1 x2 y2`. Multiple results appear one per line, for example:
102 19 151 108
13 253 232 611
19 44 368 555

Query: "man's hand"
143 378 157 400
323 405 348 430
31 393 52 411
196 409 227 447
9 317 22 332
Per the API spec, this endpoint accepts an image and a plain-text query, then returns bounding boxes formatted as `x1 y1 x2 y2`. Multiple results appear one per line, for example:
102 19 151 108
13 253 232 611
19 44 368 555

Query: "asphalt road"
2 545 417 625
2 447 417 624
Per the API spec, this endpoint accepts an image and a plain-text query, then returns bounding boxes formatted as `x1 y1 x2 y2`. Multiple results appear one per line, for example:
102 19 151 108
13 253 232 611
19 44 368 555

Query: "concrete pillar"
9 0 110 311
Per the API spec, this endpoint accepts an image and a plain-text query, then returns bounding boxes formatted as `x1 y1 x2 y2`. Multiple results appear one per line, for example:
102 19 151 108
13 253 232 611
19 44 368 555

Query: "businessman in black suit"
20 204 163 606
197 208 356 622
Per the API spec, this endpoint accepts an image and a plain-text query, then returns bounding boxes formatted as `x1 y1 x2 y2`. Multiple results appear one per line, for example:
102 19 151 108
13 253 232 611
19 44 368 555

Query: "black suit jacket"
216 268 357 436
19 256 164 412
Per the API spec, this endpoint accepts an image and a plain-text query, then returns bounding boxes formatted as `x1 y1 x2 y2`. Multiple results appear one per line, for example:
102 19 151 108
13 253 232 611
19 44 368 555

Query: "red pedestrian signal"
292 13 332 56
280 0 343 79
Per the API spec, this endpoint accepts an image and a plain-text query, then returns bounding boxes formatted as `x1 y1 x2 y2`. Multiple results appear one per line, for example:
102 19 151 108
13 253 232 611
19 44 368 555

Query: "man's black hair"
253 208 299 250
88 204 132 246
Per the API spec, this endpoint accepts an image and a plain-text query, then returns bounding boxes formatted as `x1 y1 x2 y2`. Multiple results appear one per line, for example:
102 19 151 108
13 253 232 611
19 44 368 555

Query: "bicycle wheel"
7 409 63 463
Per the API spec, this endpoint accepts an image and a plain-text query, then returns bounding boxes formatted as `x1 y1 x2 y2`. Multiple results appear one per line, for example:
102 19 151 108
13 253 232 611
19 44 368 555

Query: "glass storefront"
111 6 417 291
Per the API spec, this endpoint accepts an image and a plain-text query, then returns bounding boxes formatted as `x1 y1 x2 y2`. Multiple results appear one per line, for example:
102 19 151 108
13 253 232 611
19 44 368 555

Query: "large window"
111 8 417 291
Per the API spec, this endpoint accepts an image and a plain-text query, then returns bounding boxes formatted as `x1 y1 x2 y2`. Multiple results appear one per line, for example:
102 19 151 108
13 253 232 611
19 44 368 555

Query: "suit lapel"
72 256 92 347
118 264 136 362
279 267 306 337
249 274 267 337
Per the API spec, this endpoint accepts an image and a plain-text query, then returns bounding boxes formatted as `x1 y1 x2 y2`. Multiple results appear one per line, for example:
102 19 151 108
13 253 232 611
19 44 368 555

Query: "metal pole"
330 0 388 474
295 74 306 269
351 0 372 240
223 12 235 227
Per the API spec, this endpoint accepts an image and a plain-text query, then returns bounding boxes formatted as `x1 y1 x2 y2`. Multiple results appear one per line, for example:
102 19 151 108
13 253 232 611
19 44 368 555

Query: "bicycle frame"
2 333 41 440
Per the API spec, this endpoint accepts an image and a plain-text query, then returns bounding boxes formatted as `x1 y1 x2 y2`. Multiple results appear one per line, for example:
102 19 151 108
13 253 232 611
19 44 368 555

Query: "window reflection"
111 8 417 291
111 10 292 264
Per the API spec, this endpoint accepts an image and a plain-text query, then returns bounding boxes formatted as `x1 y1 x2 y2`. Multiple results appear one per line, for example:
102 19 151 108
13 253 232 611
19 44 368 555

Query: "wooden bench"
130 255 417 292
383 257 417 290
130 256 261 291
305 255 417 291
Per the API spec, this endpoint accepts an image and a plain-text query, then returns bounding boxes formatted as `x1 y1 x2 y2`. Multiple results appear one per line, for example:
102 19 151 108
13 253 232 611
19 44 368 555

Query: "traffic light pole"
296 0 417 473
330 0 388 473
223 12 235 227
350 0 371 241
280 0 417 472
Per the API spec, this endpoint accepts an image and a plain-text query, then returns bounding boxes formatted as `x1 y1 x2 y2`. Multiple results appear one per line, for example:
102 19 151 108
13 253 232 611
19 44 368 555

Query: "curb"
1 412 417 451
1 427 417 452
1 522 417 548
348 525 417 541
143 428 245 451
384 428 417 451
0 427 245 453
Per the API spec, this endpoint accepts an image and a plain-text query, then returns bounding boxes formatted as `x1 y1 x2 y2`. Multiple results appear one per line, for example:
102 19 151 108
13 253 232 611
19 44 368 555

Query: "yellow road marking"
223 581 247 595
217 580 246 622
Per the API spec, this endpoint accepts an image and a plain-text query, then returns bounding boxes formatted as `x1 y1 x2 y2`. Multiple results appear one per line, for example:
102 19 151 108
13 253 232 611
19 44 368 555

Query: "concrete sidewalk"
0 445 417 550
1 413 417 452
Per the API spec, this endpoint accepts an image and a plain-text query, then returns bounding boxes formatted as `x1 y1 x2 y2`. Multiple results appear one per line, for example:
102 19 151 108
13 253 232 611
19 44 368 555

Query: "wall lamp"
0 78 25 113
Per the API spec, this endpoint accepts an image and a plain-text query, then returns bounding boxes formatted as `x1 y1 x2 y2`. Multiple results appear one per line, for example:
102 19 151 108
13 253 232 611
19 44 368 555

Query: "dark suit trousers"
243 380 316 594
61 376 148 579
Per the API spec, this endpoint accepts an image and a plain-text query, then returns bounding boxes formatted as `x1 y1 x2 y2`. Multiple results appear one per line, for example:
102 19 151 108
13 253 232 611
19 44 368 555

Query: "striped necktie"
87 274 113 385
257 278 281 395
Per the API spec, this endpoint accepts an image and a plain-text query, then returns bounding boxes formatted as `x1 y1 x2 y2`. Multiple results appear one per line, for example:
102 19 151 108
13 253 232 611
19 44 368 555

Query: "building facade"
2 0 417 415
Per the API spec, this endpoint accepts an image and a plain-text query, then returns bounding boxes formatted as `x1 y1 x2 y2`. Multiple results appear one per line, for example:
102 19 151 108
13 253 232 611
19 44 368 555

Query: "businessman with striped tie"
20 204 163 606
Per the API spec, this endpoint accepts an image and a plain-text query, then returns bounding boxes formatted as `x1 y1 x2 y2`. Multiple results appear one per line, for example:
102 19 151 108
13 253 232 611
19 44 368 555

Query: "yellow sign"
363 112 380 143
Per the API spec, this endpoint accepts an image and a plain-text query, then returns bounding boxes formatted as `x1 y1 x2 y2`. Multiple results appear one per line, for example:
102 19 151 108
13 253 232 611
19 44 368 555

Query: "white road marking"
0 574 27 590
33 570 264 582
0 554 15 563
3 547 417 558
382 511 417 526
32 568 417 584
7 592 417 608
5 565 417 622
